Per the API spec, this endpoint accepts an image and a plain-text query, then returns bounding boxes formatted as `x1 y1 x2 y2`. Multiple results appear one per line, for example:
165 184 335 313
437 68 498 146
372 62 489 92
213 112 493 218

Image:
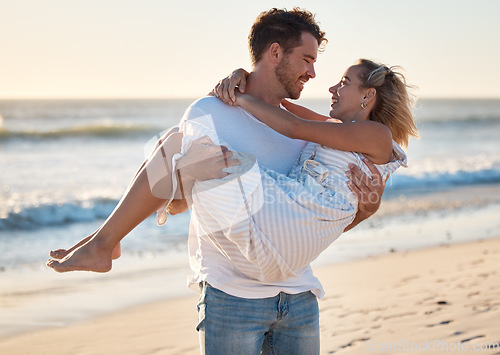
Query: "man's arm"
165 136 240 215
344 158 387 232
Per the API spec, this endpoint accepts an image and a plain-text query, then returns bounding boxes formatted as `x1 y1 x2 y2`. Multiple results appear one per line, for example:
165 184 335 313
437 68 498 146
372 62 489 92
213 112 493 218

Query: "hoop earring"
361 102 367 110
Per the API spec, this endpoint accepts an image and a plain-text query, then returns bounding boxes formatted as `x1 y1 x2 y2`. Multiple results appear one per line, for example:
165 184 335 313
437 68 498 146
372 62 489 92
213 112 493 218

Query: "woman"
178 58 418 282
47 59 416 279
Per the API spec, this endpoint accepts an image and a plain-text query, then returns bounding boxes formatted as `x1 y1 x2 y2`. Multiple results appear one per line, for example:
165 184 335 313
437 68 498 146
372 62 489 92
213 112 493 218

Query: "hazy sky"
1 0 499 99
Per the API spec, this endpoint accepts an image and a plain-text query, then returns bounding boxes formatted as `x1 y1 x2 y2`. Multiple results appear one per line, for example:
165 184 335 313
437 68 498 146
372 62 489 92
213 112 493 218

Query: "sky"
1 0 500 99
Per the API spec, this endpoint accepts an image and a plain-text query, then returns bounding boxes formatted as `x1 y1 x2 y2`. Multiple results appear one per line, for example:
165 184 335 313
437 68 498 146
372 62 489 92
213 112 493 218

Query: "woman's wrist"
235 92 252 109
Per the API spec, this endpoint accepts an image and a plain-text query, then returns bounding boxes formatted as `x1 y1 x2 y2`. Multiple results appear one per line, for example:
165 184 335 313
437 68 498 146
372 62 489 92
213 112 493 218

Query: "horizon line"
1 96 500 101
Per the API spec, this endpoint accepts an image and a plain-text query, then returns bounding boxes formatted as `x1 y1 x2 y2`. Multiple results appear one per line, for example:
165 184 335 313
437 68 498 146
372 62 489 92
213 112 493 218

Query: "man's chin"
288 91 302 100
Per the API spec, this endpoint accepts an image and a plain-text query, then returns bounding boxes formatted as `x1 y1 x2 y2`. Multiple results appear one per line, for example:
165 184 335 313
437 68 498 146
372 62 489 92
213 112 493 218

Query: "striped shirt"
184 132 406 283
163 97 325 299
158 96 406 298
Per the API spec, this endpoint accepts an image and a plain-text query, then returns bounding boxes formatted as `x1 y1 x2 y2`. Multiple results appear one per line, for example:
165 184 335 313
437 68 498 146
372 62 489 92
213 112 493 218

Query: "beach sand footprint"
327 337 371 354
426 320 454 327
460 334 485 343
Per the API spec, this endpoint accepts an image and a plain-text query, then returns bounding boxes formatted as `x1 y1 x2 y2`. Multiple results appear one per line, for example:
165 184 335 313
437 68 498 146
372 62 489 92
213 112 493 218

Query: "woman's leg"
48 126 181 261
46 132 184 273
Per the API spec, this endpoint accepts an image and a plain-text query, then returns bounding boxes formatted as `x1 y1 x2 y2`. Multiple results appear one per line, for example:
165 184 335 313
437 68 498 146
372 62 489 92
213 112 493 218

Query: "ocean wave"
0 199 118 231
0 124 158 139
413 99 500 123
0 98 194 120
416 116 500 125
3 165 500 231
388 166 500 190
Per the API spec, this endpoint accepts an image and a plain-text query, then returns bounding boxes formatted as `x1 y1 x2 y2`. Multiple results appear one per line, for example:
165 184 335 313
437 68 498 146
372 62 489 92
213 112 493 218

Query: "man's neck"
244 70 285 107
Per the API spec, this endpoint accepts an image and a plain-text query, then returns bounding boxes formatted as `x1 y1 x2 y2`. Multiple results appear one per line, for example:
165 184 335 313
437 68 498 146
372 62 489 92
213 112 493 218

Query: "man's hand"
348 158 386 215
169 136 241 216
166 198 189 215
344 158 387 231
214 68 249 105
177 136 240 181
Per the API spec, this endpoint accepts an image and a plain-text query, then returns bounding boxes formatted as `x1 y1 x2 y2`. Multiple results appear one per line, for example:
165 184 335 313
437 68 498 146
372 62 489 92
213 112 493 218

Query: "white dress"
160 116 407 282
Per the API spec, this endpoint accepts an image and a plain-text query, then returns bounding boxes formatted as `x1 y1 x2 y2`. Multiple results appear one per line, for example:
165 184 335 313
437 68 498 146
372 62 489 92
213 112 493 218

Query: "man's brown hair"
248 8 327 65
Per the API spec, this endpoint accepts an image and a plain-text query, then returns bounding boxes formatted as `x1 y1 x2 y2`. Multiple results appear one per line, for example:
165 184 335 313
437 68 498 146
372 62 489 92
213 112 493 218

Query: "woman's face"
329 65 367 121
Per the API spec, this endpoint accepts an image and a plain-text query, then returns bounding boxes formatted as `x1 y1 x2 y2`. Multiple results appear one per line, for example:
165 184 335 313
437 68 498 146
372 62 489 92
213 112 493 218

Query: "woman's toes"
46 259 58 269
50 250 66 259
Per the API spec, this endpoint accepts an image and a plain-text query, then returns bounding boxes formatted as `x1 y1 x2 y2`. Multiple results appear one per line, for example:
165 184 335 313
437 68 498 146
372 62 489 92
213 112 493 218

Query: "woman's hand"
214 68 249 105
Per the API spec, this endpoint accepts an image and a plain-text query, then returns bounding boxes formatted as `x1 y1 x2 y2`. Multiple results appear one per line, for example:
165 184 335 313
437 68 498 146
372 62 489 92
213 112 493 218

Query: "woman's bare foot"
46 238 113 273
50 235 93 259
50 234 121 260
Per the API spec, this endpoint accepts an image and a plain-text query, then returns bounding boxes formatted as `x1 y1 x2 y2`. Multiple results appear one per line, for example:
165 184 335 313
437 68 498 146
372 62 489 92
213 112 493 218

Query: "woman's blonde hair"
356 58 419 147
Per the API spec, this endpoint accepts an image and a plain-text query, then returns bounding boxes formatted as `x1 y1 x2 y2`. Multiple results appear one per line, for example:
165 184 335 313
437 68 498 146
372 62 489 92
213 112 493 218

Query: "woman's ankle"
89 233 119 254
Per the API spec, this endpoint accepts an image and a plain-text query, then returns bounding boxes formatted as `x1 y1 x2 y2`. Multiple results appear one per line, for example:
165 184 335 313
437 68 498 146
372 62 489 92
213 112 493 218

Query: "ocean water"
1 98 500 271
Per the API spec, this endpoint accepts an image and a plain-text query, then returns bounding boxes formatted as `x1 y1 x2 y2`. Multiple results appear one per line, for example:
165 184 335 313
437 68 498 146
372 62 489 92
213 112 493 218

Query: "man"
174 8 384 354
47 8 384 354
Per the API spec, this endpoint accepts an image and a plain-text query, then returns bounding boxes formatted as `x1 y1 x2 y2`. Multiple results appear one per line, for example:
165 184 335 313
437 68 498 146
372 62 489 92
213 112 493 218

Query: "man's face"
275 32 318 99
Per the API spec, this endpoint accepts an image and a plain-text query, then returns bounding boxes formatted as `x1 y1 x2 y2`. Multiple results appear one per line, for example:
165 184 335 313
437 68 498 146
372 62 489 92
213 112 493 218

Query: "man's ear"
268 42 282 64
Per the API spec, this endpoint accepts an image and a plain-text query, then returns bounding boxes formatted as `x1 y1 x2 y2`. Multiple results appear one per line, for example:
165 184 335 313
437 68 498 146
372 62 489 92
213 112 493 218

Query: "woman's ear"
364 88 376 104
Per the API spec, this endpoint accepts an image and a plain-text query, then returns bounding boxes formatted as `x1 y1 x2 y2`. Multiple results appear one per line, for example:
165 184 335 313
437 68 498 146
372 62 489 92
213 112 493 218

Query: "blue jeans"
196 283 320 355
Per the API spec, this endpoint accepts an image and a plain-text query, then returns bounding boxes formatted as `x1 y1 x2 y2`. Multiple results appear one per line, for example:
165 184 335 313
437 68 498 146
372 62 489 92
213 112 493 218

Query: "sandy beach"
1 235 499 355
2 96 500 355
2 1 500 352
